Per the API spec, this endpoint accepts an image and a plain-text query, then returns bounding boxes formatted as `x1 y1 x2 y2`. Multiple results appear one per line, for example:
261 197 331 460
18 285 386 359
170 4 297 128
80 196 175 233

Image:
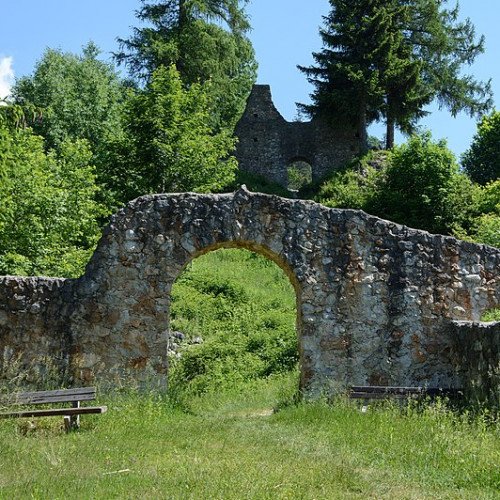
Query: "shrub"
368 133 475 235
317 151 385 209
462 111 500 185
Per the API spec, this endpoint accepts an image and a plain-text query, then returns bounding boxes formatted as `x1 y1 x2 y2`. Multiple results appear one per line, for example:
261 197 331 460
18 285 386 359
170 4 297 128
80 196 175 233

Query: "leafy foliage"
287 161 312 191
12 43 126 163
366 133 476 234
318 152 384 209
11 43 128 210
115 0 257 131
316 135 486 239
109 65 237 201
462 111 500 185
471 214 500 248
458 180 500 248
481 307 500 322
0 112 104 277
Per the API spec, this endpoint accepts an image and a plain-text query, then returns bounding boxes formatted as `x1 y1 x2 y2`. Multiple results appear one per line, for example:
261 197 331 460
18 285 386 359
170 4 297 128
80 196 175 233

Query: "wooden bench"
0 387 107 431
349 385 463 401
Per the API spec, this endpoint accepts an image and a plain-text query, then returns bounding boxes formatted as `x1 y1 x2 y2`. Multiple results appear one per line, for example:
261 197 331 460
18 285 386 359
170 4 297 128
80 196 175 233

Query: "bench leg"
64 401 81 432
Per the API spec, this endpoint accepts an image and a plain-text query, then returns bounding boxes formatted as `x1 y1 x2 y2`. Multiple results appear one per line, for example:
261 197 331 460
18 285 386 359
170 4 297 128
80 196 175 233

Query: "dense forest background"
0 0 498 278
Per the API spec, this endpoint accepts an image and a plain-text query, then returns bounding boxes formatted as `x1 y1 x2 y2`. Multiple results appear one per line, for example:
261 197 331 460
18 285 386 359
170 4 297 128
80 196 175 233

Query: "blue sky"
1 0 499 158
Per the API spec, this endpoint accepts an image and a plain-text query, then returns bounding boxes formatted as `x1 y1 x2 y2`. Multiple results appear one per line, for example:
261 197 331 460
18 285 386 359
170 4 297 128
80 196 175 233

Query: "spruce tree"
115 0 257 131
300 0 492 149
298 0 387 148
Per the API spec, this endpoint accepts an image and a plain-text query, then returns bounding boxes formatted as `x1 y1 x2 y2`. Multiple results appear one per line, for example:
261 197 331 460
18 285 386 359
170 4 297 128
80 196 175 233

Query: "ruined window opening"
169 247 300 396
287 160 313 191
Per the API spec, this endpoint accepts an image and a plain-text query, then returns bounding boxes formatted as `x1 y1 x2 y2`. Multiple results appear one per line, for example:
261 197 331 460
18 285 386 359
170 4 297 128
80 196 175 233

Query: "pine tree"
298 0 386 148
115 0 257 131
299 0 492 149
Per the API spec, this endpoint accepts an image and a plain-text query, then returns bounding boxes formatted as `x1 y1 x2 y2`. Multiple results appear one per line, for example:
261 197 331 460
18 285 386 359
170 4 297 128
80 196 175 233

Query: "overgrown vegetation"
463 110 500 185
1 376 499 498
314 138 500 248
0 1 498 277
0 111 105 277
169 249 298 396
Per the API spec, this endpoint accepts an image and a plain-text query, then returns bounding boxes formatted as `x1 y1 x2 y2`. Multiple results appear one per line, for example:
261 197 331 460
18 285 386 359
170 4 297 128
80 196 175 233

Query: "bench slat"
350 386 463 399
352 386 424 393
350 392 412 400
0 406 107 419
1 387 96 405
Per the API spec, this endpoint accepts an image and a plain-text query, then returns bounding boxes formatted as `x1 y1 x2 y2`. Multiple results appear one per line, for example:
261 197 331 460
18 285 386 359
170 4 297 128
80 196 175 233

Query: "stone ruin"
234 85 364 188
0 188 499 397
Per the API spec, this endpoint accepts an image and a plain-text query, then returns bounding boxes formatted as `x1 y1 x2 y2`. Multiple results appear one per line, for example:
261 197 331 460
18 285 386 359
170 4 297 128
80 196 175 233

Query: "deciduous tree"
12 43 127 208
366 133 477 234
462 111 500 185
0 107 104 277
12 43 126 155
109 65 237 201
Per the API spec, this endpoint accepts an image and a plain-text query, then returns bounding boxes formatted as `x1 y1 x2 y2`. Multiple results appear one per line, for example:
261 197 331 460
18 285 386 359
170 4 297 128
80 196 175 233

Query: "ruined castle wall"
451 321 500 402
0 189 499 396
0 276 72 383
235 85 362 186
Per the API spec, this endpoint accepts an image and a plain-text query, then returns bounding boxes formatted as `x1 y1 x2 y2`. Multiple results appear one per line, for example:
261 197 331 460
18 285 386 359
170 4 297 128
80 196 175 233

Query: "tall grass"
1 375 499 498
169 248 299 396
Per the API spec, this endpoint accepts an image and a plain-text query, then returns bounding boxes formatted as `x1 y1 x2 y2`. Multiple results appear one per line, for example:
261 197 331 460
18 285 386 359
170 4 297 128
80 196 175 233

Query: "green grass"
1 375 499 499
169 249 298 395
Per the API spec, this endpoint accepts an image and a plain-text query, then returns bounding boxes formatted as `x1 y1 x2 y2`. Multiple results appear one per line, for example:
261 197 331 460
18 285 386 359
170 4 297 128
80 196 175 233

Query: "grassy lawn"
1 375 499 499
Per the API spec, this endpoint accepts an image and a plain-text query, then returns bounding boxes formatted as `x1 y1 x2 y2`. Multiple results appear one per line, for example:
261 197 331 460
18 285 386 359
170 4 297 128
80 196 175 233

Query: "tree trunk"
358 99 369 153
386 114 395 149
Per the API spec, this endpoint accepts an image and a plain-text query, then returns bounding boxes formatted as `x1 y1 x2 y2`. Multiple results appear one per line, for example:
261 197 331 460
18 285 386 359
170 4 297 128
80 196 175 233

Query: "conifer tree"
299 0 492 149
115 0 257 131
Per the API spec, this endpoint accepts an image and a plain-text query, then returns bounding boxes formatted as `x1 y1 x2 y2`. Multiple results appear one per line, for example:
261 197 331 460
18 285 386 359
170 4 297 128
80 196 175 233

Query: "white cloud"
0 57 14 101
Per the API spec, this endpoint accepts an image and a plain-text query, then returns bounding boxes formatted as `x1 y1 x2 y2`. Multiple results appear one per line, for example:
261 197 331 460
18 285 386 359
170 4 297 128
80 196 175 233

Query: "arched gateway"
0 188 499 396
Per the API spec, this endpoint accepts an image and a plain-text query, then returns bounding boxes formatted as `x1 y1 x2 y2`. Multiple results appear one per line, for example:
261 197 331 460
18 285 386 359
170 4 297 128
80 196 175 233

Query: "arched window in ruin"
287 159 313 191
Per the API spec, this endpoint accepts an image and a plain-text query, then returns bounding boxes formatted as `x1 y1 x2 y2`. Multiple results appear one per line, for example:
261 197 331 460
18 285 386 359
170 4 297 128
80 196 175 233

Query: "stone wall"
0 188 499 396
451 321 500 404
235 85 363 187
0 276 72 383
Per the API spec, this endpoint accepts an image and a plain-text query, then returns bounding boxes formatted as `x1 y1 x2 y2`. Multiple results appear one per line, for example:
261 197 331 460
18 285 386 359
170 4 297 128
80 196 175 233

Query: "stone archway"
169 245 301 390
168 240 304 386
0 187 499 396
